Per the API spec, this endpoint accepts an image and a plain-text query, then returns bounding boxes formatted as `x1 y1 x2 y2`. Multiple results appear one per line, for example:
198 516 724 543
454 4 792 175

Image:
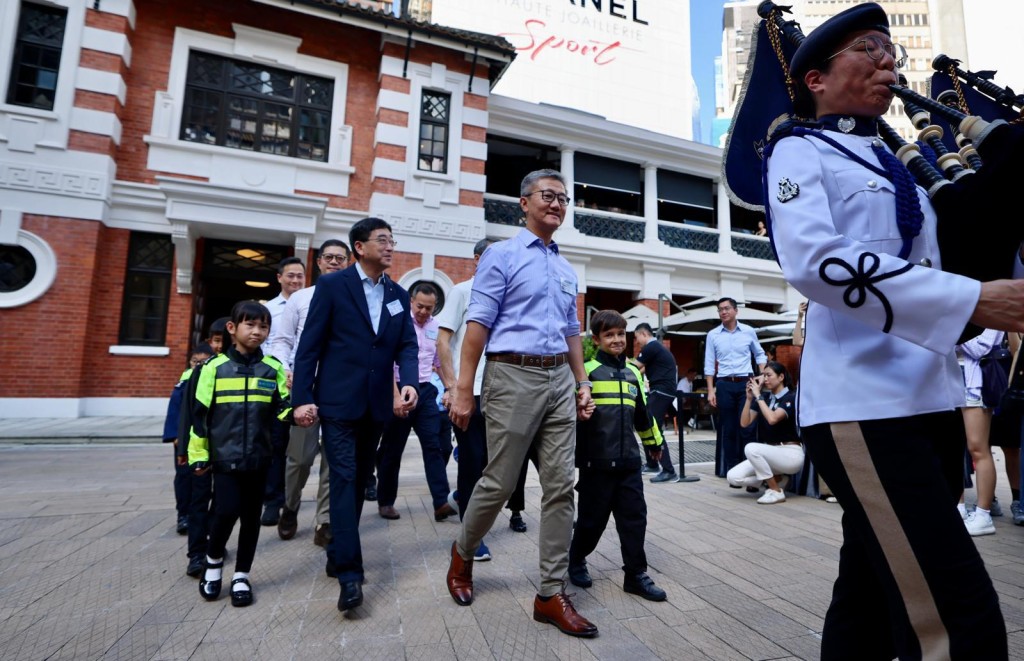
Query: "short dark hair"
473 238 494 257
277 256 304 275
764 360 792 388
634 322 655 335
520 169 566 197
230 300 272 327
410 282 438 299
208 316 230 334
319 238 348 256
192 342 214 356
348 218 392 260
591 309 627 337
717 297 738 309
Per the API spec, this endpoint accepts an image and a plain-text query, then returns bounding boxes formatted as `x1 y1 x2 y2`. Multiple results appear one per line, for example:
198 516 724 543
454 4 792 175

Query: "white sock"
976 507 991 517
232 572 250 592
204 556 223 582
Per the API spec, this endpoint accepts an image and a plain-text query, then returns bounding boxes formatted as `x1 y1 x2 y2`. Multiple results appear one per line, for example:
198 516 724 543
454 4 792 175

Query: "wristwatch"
576 380 593 390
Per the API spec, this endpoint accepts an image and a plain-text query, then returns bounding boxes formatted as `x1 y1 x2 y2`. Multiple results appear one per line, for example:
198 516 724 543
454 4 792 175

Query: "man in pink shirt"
375 282 456 522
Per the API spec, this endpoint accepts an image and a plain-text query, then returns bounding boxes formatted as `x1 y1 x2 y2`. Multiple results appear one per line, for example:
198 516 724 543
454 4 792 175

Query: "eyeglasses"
826 35 908 69
321 253 348 264
717 306 735 313
527 189 571 206
369 237 397 247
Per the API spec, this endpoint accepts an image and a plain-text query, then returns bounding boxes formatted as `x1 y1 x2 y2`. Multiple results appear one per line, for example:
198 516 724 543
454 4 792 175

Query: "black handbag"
999 337 1024 415
979 340 1012 408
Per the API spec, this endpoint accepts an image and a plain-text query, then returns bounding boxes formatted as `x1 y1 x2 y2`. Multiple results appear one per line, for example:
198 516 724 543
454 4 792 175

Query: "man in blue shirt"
705 297 766 477
446 169 598 638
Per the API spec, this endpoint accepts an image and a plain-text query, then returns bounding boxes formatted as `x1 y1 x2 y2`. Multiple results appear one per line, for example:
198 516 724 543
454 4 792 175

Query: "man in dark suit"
292 217 419 614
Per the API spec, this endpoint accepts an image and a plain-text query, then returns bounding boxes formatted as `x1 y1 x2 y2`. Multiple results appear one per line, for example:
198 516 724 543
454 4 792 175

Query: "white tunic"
766 129 982 426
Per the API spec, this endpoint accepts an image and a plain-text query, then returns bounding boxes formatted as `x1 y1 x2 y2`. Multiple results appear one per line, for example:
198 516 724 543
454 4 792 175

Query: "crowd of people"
160 5 1024 652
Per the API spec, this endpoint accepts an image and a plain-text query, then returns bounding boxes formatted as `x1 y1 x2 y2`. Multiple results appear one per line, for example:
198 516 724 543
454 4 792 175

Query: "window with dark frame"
180 51 334 162
6 2 67 110
418 90 450 173
119 232 174 346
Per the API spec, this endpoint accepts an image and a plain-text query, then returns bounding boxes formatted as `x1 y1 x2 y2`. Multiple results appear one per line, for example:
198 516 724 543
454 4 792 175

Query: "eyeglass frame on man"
526 189 571 206
320 252 349 264
367 237 398 248
825 35 908 69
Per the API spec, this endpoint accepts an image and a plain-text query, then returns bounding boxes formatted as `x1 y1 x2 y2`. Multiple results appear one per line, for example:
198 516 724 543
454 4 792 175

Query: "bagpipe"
724 0 1024 290
722 1 1024 342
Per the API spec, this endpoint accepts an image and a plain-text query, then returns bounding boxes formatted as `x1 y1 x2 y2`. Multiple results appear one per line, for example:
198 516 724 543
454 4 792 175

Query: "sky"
689 0 1024 146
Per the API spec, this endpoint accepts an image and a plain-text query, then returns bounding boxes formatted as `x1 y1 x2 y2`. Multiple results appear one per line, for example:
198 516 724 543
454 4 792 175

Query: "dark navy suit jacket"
291 264 419 421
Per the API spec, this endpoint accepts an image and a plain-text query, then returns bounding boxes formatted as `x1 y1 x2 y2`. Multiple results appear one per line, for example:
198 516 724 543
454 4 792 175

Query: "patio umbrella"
660 305 791 336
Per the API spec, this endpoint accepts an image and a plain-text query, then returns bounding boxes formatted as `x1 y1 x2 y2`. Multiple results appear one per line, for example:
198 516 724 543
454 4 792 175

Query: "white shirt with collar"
264 293 288 348
270 286 315 372
355 260 385 334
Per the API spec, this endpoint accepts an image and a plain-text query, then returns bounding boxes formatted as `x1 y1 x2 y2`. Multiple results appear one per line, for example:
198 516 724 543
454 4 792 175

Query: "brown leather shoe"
313 523 331 548
434 502 456 522
446 541 473 605
277 507 298 540
532 592 598 638
378 505 400 520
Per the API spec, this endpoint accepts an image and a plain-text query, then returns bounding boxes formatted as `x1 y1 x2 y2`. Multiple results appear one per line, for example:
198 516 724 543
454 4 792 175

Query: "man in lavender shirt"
445 169 599 638
375 282 455 522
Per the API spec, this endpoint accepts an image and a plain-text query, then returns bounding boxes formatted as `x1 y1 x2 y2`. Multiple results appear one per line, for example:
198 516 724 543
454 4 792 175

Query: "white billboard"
431 0 695 139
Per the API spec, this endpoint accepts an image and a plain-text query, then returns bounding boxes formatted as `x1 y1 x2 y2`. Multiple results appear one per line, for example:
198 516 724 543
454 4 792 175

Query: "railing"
657 223 719 253
574 211 645 243
732 235 775 261
483 197 524 227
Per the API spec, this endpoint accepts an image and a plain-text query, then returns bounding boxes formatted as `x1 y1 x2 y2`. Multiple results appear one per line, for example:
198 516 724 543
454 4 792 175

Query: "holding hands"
293 403 319 428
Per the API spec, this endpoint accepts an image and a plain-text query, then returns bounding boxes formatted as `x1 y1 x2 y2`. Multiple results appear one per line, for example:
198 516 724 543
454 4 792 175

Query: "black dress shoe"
509 512 527 533
176 516 188 535
199 559 223 601
230 577 254 607
364 483 377 502
338 581 363 611
568 563 592 588
623 572 667 602
186 555 204 578
260 505 280 526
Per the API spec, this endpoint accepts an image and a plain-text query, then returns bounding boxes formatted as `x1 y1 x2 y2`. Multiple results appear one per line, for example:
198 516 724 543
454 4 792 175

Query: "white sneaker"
965 510 995 536
757 489 786 504
446 490 460 516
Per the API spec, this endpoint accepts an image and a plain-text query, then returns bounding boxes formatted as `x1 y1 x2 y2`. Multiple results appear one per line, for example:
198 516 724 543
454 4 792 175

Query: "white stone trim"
459 171 485 194
81 25 132 66
145 26 353 198
375 122 408 149
99 0 136 28
462 106 488 130
76 68 127 106
0 0 87 150
0 396 167 418
108 345 171 356
461 139 486 161
69 107 122 144
395 265 454 299
377 88 410 113
0 219 58 308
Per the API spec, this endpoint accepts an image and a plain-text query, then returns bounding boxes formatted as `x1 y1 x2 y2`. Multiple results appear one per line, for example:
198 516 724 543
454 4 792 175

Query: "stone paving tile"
3 441 1024 659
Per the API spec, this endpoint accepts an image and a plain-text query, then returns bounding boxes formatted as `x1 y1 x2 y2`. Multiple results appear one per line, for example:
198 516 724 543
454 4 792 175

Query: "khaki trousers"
457 361 576 597
284 421 330 527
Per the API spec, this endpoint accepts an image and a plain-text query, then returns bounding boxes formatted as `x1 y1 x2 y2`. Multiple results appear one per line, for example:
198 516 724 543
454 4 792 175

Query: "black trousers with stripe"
802 411 1006 660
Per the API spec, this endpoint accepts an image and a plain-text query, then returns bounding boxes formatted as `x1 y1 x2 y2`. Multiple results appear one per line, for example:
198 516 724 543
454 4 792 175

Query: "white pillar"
559 146 578 233
643 163 659 246
716 182 735 255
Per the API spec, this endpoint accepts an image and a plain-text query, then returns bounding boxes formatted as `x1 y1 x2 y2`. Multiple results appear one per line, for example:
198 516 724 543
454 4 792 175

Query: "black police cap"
790 2 890 81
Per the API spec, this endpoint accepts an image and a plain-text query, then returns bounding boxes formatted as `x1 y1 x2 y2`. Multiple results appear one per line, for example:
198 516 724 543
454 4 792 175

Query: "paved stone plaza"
1 419 1023 660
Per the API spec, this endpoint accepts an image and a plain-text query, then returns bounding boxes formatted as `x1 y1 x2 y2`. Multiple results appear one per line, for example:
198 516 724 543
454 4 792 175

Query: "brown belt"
716 375 750 383
486 352 568 369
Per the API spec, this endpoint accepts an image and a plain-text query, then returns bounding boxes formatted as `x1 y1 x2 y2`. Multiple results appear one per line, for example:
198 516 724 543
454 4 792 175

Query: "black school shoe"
230 577 254 607
199 559 223 601
623 572 667 602
176 516 188 535
568 563 592 588
186 555 204 578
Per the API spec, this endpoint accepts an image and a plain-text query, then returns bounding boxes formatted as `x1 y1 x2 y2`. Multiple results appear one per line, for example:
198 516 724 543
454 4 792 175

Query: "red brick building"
0 0 795 417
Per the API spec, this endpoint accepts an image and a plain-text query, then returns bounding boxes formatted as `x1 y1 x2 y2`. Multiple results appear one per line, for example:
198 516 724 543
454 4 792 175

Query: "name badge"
387 300 403 316
426 329 438 340
560 278 577 296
